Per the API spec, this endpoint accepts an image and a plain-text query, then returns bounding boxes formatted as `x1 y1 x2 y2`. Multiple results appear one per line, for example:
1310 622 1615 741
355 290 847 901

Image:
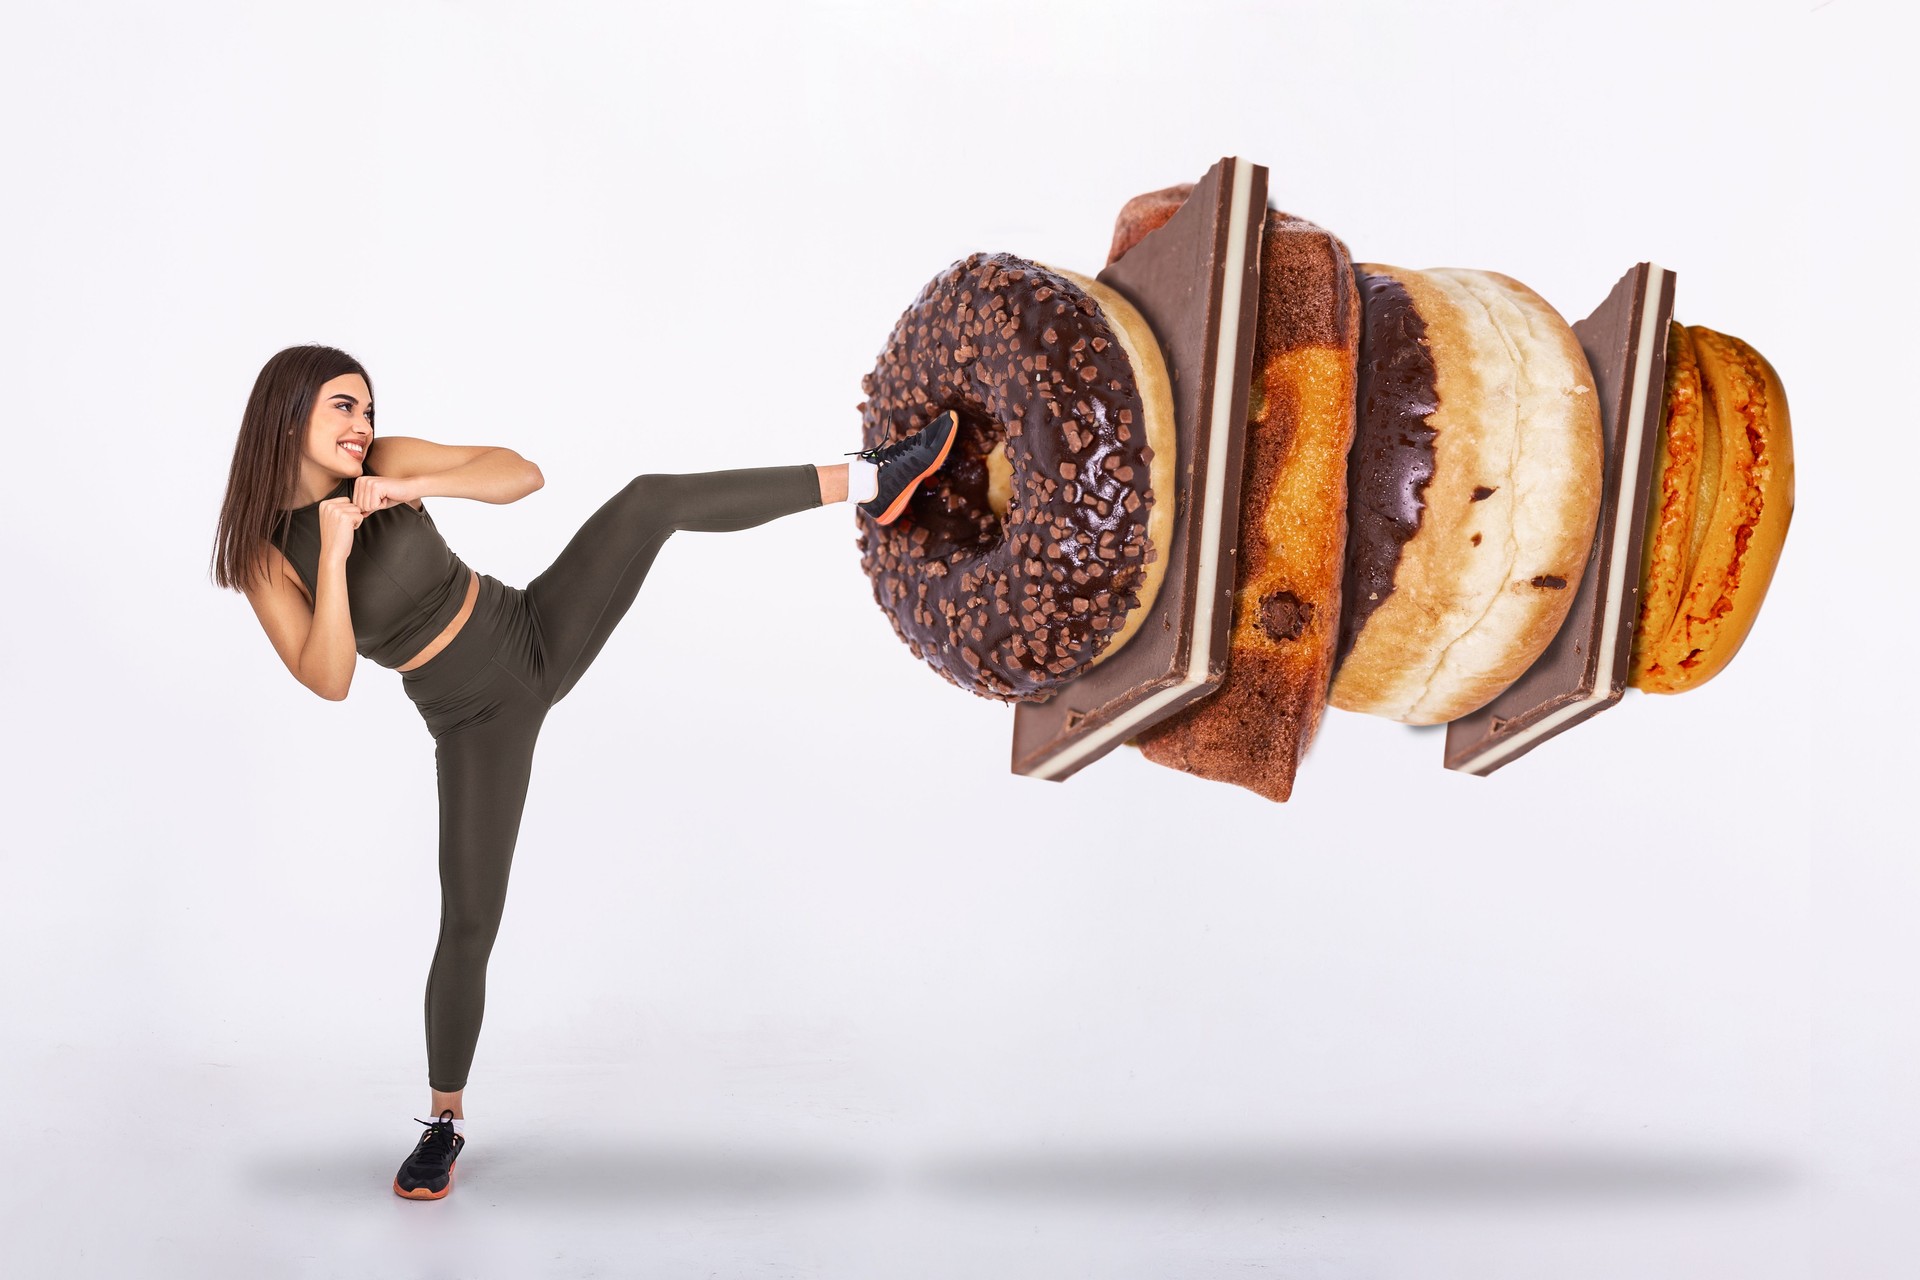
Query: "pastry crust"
1629 325 1793 692
1328 265 1604 724
1117 188 1361 802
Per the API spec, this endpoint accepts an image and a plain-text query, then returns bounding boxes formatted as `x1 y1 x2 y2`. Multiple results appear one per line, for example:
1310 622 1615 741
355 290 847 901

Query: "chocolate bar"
1443 263 1677 774
1011 155 1267 781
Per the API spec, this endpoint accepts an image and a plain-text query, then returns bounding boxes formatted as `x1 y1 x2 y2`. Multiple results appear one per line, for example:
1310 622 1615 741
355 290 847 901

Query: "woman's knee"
622 472 682 506
435 895 509 960
621 472 689 531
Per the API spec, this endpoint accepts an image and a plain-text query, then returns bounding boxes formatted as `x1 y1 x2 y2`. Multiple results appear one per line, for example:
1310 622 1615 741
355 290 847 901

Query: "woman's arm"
242 544 357 701
366 436 544 504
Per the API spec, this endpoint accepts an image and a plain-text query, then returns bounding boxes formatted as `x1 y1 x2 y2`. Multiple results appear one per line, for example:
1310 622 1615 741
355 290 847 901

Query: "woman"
209 345 956 1199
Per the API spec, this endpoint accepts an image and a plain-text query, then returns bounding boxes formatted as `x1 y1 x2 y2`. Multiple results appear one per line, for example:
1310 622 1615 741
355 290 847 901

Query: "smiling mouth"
339 441 366 459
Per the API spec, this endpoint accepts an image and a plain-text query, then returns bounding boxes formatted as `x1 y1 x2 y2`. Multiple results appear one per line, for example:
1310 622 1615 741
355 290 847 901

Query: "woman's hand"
350 473 419 513
317 496 369 567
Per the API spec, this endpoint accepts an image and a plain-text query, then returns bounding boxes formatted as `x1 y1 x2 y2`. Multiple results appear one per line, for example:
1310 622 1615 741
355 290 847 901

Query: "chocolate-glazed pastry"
1338 271 1439 665
1328 265 1604 725
1128 198 1362 803
855 251 1176 700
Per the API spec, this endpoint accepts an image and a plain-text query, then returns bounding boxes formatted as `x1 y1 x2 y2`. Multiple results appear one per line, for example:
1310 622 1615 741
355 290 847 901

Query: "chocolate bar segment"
1010 155 1267 781
1443 263 1677 774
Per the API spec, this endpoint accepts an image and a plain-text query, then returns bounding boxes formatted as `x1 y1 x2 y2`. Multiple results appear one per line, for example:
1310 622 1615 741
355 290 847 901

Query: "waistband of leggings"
399 572 512 696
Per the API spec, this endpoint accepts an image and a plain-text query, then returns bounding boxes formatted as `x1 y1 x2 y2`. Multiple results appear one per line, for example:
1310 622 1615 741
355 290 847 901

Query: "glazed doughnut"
1328 265 1604 724
1629 323 1793 692
856 251 1176 701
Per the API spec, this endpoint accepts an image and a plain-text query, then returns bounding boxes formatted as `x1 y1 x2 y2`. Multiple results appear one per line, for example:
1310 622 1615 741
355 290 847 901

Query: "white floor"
5 1044 1811 1280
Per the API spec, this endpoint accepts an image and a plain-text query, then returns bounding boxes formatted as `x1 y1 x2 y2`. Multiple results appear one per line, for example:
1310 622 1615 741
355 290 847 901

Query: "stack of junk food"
853 157 1793 801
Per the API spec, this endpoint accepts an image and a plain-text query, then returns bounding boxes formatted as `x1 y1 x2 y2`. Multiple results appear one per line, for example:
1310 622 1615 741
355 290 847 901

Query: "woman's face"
302 372 375 478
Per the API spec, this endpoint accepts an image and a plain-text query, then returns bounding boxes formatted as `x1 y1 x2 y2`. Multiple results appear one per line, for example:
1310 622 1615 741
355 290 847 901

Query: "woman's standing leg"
422 678 548 1098
525 464 825 705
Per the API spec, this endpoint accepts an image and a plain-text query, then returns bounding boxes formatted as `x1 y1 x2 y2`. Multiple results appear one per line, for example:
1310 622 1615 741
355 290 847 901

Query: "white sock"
848 457 879 503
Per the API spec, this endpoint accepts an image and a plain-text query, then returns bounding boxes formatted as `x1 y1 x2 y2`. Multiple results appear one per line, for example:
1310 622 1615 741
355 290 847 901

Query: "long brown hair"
209 345 378 593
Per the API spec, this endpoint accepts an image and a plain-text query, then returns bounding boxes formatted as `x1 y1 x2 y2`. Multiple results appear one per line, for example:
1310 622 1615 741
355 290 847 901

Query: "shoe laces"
411 1111 458 1160
846 413 953 467
844 436 913 466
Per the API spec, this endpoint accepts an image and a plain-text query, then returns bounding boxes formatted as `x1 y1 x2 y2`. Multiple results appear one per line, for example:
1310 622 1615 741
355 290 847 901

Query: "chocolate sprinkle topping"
855 252 1158 701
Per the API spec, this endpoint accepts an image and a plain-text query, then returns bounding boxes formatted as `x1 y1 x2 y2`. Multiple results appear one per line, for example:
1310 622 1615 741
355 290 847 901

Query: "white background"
1 1 1906 1276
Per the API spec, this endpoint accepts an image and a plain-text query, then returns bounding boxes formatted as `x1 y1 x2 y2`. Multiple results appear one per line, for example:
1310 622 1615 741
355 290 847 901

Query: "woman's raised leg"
525 464 823 706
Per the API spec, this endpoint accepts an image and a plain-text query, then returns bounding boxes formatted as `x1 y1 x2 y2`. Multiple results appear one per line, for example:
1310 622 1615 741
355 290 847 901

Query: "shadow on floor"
241 1138 879 1204
915 1140 1799 1205
241 1137 1798 1207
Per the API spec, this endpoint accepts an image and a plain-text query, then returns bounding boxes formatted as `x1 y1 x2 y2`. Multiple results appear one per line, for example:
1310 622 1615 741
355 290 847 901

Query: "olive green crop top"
270 474 474 669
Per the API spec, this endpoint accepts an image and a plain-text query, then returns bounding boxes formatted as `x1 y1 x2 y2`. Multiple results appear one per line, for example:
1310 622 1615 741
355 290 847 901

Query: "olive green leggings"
399 465 822 1092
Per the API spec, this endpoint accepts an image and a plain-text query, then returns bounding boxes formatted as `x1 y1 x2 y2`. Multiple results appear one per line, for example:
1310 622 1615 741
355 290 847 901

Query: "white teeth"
340 442 364 456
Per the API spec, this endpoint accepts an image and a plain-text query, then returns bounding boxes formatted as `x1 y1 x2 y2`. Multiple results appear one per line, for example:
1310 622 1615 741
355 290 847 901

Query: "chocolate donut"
1329 265 1604 724
856 251 1176 701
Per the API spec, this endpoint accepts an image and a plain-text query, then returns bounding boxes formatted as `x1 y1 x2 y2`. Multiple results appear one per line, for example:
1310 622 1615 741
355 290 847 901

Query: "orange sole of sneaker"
873 415 959 526
393 1163 455 1200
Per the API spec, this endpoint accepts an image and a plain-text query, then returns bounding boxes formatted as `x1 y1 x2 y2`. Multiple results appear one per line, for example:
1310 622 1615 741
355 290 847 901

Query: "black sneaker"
393 1109 464 1200
849 409 960 525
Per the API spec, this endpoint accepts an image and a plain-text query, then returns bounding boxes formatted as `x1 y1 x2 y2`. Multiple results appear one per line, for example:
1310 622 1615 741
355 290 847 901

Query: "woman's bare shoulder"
244 540 312 604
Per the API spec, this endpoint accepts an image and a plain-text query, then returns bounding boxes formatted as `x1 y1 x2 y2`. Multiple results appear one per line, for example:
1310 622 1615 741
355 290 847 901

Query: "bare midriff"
395 568 480 672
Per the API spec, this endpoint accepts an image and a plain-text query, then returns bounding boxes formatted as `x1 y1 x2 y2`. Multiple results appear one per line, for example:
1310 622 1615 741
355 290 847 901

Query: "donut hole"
984 441 1013 520
909 407 1015 559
